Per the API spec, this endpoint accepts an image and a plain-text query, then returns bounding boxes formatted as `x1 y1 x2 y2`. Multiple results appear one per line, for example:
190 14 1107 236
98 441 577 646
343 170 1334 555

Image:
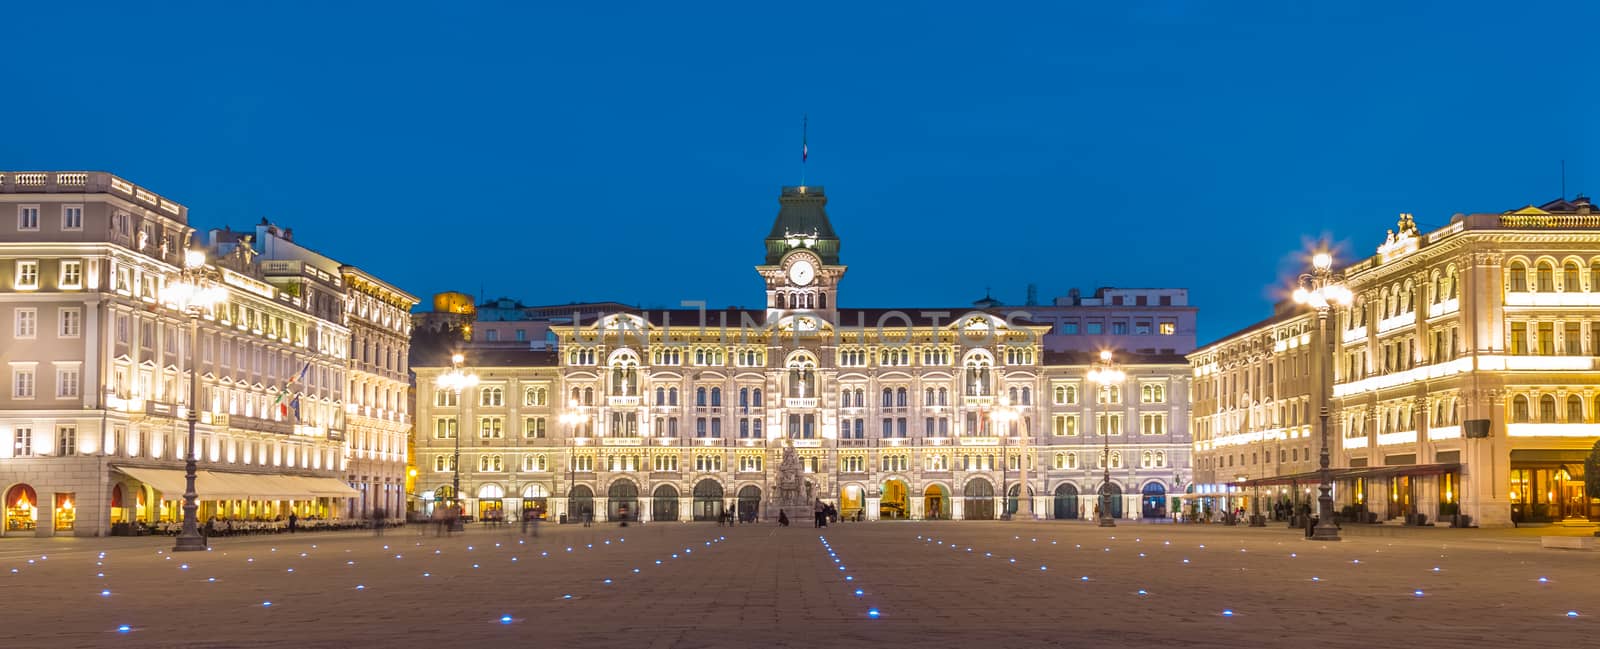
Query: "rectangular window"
434 417 458 439
525 417 547 438
59 308 81 338
1565 322 1582 355
57 425 77 456
15 261 39 289
60 260 82 288
1111 322 1128 335
1537 322 1555 356
1159 322 1176 335
15 308 37 339
1060 322 1078 335
18 205 40 230
1134 320 1152 335
1510 322 1528 355
1141 413 1166 435
13 427 33 456
13 367 36 398
62 205 83 230
479 417 504 438
56 366 80 398
1086 322 1103 335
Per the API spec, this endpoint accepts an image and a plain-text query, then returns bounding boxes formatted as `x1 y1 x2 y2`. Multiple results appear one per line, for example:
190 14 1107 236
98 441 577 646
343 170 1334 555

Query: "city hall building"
413 185 1193 523
1190 197 1600 527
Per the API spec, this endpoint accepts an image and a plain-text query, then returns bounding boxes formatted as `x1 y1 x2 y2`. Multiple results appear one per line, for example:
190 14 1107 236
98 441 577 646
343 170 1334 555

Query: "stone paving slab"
1 521 1595 648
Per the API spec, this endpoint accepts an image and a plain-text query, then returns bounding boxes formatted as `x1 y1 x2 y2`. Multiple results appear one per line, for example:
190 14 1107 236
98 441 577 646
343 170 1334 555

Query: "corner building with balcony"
1191 197 1600 527
412 185 1193 523
0 172 412 537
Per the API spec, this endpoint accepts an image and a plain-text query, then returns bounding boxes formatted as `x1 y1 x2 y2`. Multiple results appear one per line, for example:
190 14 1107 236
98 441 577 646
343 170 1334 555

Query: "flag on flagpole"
289 395 302 422
274 361 313 417
802 114 808 163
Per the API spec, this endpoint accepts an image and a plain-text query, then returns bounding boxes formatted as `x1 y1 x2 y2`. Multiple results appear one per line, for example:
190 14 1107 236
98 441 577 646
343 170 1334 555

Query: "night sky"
6 2 1595 341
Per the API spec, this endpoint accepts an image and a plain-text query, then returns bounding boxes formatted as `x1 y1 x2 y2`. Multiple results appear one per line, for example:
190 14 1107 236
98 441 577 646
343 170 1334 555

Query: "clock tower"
757 185 845 323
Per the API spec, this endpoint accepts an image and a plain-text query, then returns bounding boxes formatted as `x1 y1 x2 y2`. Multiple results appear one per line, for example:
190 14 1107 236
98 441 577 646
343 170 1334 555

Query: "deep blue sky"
7 2 1595 342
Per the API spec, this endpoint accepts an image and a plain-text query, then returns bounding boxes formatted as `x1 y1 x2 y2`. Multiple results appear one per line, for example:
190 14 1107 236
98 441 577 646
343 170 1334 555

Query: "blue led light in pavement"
1413 590 1424 597
1567 611 1580 618
101 590 110 596
1539 577 1549 583
867 609 880 618
262 601 272 607
1222 610 1234 617
118 625 131 633
500 615 513 624
854 589 863 596
1137 590 1147 596
562 594 572 600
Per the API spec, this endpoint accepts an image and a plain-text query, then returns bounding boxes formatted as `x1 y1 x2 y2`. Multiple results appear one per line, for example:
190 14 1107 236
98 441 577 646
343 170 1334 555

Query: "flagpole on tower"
801 114 809 187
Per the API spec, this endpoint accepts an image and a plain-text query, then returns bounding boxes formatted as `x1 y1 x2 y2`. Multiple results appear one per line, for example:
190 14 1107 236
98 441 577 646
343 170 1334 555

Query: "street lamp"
168 249 228 552
1087 350 1125 528
994 397 1030 521
560 400 585 520
435 353 478 532
1293 251 1353 542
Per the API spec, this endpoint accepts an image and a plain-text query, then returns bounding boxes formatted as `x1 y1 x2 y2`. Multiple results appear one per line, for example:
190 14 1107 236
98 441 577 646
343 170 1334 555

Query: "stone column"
678 496 693 522
865 496 881 521
594 497 609 523
952 497 965 521
909 495 924 520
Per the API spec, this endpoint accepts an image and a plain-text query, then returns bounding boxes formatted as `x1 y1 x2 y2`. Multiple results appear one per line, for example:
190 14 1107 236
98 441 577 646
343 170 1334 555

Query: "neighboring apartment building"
1191 198 1600 527
412 185 1192 524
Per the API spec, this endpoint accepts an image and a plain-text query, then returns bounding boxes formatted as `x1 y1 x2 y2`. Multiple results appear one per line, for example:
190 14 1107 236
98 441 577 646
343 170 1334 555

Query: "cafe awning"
115 466 358 500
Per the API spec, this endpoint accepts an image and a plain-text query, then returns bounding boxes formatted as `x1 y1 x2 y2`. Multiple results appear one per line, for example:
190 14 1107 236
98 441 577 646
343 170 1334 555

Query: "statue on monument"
776 439 808 511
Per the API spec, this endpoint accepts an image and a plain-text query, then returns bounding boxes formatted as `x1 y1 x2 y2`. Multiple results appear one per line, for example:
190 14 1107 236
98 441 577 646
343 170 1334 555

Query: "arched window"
786 355 817 398
739 388 749 408
1537 261 1555 292
896 387 908 408
964 354 993 396
583 387 594 405
656 387 666 406
1021 387 1032 405
668 387 679 406
881 388 893 407
1591 260 1600 292
1564 262 1581 291
1539 394 1557 422
480 386 503 407
1509 261 1528 292
840 389 851 406
710 387 722 407
609 352 639 396
925 387 935 405
695 387 707 407
1567 395 1584 423
938 387 949 405
752 389 763 407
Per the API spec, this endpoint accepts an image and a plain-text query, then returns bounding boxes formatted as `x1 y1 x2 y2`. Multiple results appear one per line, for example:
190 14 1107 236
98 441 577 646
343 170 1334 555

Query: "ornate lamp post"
1087 350 1125 528
169 249 228 552
1293 252 1353 542
560 401 584 520
436 353 478 532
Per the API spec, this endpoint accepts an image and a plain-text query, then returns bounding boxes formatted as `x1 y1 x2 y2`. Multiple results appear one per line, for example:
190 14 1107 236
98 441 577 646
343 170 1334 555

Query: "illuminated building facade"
413 185 1192 523
0 172 410 536
1191 197 1600 526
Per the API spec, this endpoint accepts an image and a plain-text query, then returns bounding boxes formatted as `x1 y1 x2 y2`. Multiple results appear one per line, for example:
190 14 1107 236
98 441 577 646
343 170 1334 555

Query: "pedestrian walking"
778 509 790 527
373 508 387 536
288 511 298 534
813 499 825 528
582 506 593 527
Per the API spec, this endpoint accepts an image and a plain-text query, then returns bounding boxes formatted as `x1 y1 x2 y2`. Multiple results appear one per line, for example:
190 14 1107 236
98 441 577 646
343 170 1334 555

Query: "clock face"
788 259 816 286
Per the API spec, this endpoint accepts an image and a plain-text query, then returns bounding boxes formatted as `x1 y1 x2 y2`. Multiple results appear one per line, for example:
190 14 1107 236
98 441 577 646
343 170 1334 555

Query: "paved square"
2 522 1596 648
